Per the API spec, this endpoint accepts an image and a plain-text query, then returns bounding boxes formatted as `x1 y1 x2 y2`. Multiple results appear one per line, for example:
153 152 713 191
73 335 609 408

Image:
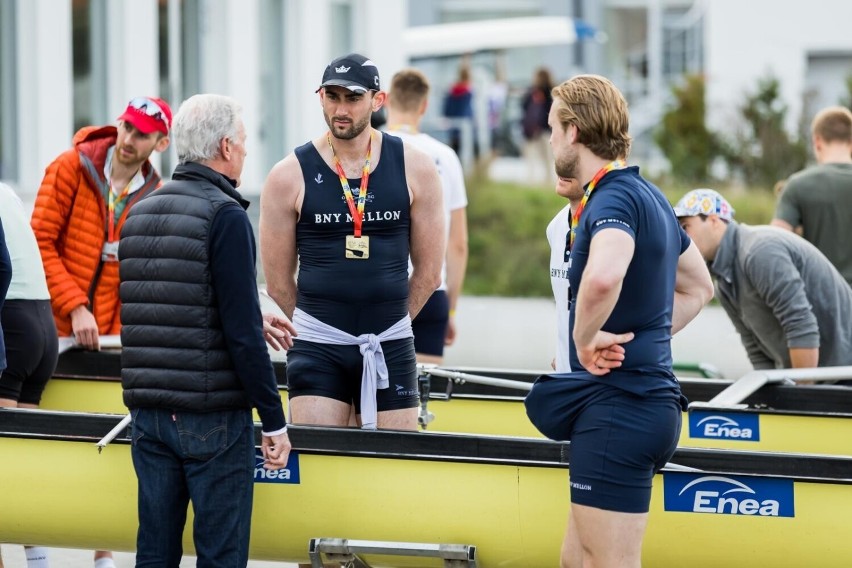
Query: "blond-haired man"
525 75 713 568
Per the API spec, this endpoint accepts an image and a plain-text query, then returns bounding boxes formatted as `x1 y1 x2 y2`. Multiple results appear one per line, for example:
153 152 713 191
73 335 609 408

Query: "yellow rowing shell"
39 371 852 456
1 409 851 567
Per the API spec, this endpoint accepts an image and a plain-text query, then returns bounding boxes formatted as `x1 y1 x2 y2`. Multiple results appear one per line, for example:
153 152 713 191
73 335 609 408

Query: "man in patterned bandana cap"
674 188 852 373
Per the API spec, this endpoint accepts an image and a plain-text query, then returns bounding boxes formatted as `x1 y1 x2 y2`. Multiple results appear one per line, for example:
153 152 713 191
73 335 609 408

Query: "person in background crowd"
521 67 556 186
120 94 291 565
0 219 10 376
0 182 58 568
443 64 476 157
546 177 580 372
677 188 852 373
385 68 469 365
772 106 852 287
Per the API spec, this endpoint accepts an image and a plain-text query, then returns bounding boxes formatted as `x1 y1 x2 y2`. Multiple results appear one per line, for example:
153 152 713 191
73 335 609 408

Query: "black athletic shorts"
526 374 683 513
412 290 449 357
0 300 58 404
286 337 418 413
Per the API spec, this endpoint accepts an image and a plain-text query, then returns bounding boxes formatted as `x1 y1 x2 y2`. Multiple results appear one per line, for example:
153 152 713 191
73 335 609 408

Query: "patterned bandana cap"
673 189 735 221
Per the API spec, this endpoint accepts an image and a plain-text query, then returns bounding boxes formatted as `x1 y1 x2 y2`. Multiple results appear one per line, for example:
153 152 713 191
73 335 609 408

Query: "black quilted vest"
119 162 249 411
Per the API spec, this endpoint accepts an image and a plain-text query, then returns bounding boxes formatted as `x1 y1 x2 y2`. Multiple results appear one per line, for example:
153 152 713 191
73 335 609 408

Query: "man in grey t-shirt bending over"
772 106 852 287
675 188 852 372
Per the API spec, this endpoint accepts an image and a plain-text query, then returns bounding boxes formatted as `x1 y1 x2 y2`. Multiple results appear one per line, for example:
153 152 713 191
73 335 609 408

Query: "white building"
1 0 850 195
704 0 852 135
605 0 852 147
0 0 406 195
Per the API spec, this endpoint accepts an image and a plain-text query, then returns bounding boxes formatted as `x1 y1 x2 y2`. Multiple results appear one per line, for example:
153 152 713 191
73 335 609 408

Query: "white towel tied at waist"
292 308 414 430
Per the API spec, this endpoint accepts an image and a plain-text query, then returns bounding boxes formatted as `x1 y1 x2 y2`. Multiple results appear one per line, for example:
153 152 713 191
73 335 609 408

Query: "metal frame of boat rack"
420 364 852 408
308 538 477 567
419 365 533 392
691 366 852 408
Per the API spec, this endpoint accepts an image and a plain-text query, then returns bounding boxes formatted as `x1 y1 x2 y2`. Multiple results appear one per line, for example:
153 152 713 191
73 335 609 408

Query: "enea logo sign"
688 410 760 441
254 449 300 484
664 472 794 517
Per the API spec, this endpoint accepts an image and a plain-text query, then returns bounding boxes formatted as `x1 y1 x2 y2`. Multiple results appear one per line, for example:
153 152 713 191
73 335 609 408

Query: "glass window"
158 0 175 176
181 0 201 99
330 0 352 57
0 0 18 180
259 0 286 175
72 0 91 131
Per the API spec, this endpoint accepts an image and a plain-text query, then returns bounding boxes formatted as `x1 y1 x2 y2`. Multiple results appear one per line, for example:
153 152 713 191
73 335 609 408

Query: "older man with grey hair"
119 94 292 565
675 188 852 372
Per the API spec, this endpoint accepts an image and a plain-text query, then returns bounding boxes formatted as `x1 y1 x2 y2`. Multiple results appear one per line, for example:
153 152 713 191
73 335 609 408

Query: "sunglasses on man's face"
128 97 167 124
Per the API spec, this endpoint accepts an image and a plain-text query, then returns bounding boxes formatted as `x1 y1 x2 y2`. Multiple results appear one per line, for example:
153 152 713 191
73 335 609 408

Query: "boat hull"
1 409 851 567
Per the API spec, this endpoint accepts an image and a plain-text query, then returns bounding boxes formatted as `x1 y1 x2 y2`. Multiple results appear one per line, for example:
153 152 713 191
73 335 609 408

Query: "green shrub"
465 176 779 297
654 75 720 183
720 74 808 190
465 175 565 297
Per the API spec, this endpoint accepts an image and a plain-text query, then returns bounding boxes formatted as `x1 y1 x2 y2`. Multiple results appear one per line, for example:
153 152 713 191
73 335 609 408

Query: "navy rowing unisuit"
293 134 410 335
287 133 418 411
526 166 690 513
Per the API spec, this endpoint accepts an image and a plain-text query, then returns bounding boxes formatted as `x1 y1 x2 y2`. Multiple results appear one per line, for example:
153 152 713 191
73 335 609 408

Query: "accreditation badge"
345 235 370 259
101 241 120 262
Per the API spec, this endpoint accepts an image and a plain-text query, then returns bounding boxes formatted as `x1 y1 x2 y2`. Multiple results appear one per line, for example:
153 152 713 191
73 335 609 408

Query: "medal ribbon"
327 130 372 238
569 160 626 250
107 182 132 242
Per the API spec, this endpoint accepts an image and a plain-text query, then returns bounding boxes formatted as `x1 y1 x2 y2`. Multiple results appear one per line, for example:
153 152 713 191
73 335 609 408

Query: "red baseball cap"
117 96 172 135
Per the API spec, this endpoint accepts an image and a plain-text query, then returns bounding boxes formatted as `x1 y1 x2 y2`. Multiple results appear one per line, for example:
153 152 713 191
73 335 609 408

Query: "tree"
722 74 807 190
841 74 852 111
654 74 719 183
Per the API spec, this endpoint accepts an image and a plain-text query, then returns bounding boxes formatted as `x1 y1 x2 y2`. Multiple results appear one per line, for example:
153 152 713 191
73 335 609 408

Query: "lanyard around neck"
388 124 417 134
327 130 373 237
107 181 132 242
569 160 626 250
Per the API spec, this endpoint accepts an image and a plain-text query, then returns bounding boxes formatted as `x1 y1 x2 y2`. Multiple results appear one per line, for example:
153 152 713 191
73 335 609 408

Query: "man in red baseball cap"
30 95 172 565
32 93 172 348
117 96 173 136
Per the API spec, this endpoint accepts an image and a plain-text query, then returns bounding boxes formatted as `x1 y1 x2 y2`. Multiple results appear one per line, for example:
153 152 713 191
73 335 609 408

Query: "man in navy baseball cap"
316 53 381 93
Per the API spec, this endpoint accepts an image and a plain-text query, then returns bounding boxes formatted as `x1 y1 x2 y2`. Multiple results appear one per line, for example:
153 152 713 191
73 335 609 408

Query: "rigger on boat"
46 348 852 456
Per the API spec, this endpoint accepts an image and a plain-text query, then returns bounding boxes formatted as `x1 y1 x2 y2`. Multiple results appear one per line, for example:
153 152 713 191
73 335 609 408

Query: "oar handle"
57 334 123 355
96 414 132 452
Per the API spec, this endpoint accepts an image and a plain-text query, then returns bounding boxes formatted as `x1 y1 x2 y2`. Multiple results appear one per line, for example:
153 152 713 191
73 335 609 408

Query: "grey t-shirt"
774 162 852 286
711 222 852 370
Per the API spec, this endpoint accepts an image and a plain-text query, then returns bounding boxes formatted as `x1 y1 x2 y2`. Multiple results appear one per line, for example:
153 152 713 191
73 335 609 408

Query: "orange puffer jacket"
31 126 161 337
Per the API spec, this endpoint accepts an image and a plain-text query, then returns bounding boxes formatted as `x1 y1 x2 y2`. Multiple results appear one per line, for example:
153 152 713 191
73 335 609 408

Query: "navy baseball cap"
317 53 381 93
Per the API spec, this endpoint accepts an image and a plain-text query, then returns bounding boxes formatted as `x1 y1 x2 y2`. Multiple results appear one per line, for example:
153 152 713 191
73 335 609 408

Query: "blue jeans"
130 407 255 567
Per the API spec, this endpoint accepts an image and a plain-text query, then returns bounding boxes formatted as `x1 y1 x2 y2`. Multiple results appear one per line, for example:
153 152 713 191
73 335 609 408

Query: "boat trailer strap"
692 366 852 408
309 537 477 567
420 366 532 392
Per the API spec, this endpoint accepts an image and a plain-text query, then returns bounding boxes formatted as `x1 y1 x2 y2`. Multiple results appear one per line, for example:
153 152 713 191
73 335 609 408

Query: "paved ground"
444 296 752 379
0 548 294 567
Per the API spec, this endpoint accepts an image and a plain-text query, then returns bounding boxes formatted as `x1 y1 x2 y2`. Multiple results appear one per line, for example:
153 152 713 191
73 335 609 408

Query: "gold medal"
345 235 370 259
